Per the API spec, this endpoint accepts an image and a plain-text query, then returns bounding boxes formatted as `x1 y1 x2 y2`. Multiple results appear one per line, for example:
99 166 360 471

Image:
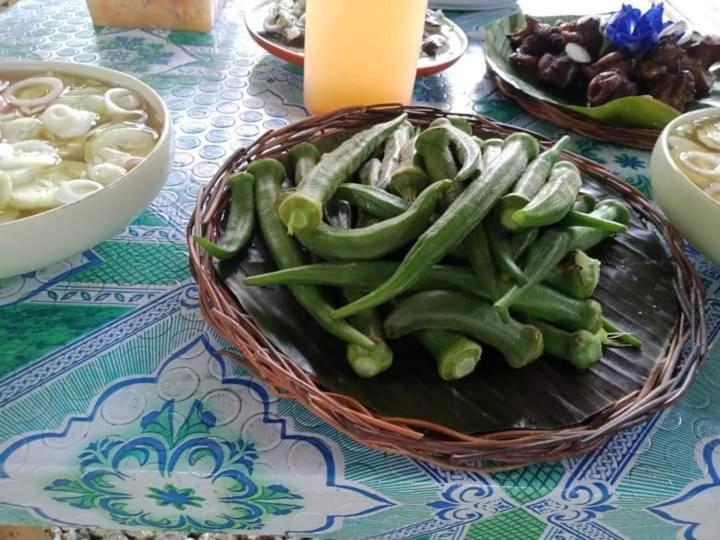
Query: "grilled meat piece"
645 69 697 110
586 71 639 106
559 16 603 58
581 52 633 80
537 53 580 89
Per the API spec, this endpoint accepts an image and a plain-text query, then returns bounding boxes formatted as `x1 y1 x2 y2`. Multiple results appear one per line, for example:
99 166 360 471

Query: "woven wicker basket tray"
188 104 706 471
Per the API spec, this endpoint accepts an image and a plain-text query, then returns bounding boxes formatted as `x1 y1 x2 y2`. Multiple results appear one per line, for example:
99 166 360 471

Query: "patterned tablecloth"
1 1 719 539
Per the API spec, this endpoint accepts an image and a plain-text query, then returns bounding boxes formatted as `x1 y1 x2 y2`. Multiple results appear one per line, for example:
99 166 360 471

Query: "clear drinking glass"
303 0 428 115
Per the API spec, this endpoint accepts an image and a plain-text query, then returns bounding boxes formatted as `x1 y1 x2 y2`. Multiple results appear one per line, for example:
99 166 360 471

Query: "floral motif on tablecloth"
649 437 720 540
613 153 646 171
428 482 515 523
94 31 197 74
0 336 394 534
44 399 303 531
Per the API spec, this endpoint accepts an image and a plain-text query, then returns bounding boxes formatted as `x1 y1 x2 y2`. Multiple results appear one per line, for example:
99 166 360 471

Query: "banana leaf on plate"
216 173 678 434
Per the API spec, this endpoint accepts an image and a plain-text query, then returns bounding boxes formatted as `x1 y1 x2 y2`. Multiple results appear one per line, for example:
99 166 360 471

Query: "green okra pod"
194 172 255 260
545 250 601 299
431 117 481 182
288 142 321 184
378 122 415 189
279 113 407 234
494 198 631 321
497 136 570 231
481 138 504 168
415 125 458 182
389 133 430 201
295 180 451 260
488 218 527 285
511 160 582 229
359 157 382 186
385 290 543 369
334 183 409 219
531 318 604 369
463 220 501 300
250 158 373 349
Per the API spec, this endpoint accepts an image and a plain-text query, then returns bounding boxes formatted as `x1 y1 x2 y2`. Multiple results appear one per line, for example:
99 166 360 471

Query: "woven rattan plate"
188 105 706 471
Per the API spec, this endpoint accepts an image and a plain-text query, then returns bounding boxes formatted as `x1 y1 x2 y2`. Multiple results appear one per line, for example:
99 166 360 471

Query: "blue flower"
605 3 671 56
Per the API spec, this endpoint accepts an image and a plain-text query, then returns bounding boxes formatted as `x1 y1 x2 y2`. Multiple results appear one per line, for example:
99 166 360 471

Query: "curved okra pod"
278 113 407 234
569 199 631 251
415 125 458 182
295 180 451 260
389 134 430 201
430 117 481 182
377 122 415 189
288 142 321 185
385 290 543 369
572 192 598 213
480 138 504 168
332 133 540 320
511 160 582 229
194 172 255 260
561 192 626 233
445 116 473 134
559 210 628 233
530 318 603 369
334 183 409 219
359 157 382 186
544 250 601 299
250 158 374 349
497 136 570 231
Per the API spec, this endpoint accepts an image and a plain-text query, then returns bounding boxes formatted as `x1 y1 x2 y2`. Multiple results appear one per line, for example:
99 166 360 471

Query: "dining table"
0 0 719 539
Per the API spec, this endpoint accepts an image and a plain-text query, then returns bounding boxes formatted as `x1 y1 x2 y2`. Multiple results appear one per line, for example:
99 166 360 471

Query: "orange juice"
304 0 428 115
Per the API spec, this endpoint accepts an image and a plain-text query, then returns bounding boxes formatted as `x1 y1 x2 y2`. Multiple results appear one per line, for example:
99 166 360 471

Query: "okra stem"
416 329 482 381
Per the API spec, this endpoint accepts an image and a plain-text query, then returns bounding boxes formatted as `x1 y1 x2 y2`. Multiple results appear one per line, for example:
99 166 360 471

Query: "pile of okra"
196 113 641 381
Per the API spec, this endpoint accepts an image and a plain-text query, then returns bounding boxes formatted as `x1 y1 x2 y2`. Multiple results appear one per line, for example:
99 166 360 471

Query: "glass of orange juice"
303 0 428 115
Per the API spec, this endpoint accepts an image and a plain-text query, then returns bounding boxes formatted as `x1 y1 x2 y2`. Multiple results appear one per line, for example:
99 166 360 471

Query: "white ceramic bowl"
650 107 720 265
0 61 172 278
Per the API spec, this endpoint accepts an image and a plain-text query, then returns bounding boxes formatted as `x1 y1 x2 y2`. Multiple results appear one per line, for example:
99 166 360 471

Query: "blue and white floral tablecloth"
1 1 720 539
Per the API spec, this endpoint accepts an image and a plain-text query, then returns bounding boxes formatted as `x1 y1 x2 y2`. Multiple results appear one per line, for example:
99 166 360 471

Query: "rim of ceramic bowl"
658 106 720 209
0 60 171 229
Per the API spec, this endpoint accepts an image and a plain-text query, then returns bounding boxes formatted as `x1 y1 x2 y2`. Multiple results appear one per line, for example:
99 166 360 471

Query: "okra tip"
572 330 604 369
508 325 544 368
499 193 529 231
510 208 529 228
503 132 541 160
